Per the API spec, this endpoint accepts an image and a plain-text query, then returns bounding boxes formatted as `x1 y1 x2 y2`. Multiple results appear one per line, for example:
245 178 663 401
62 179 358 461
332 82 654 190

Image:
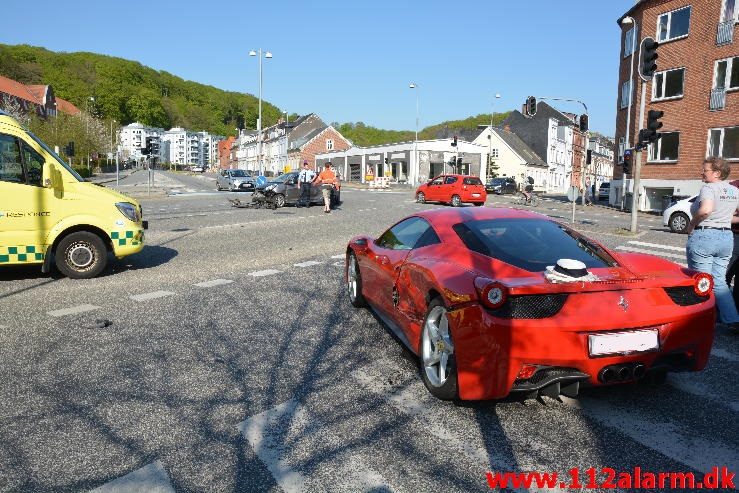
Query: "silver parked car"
217 169 255 192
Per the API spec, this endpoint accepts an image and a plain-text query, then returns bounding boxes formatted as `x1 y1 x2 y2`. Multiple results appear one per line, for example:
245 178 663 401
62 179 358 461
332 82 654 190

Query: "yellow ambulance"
0 110 147 279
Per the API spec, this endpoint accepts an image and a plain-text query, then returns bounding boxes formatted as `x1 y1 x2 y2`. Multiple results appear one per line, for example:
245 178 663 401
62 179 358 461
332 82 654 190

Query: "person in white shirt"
297 161 316 207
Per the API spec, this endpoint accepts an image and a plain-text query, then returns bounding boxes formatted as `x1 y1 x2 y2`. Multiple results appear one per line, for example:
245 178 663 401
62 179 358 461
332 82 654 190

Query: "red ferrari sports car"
345 207 715 401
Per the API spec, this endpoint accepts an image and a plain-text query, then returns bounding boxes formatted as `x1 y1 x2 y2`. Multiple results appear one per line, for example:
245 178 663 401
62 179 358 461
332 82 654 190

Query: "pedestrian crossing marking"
615 245 686 260
249 269 282 277
294 261 323 268
628 241 685 252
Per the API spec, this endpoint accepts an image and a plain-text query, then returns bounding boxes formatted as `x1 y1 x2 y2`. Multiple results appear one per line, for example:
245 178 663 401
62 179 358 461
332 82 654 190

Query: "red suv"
416 174 487 207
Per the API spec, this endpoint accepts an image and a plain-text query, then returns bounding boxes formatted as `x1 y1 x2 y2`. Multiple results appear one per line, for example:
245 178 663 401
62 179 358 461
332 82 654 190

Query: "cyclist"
521 176 535 203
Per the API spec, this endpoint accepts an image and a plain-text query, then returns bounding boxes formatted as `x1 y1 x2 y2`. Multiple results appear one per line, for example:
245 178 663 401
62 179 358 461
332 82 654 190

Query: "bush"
73 166 92 178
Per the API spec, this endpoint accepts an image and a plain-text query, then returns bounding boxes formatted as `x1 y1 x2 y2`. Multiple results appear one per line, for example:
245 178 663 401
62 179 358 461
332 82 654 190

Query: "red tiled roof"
27 85 47 103
0 75 39 103
55 98 81 115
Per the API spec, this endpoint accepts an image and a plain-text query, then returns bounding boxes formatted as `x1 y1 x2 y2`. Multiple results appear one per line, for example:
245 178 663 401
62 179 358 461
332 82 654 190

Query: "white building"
119 122 164 162
472 127 549 191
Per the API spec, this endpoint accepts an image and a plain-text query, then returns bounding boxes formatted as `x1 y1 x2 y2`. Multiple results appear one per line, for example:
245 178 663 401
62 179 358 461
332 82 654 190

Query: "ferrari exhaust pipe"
618 366 632 381
599 367 616 383
633 363 646 379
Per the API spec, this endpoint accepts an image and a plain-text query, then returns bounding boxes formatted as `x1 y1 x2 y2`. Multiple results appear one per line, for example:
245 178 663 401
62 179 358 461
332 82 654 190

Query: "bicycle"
513 192 540 207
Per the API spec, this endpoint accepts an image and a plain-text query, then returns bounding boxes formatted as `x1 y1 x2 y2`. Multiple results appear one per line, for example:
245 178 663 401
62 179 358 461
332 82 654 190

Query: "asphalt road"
0 171 736 492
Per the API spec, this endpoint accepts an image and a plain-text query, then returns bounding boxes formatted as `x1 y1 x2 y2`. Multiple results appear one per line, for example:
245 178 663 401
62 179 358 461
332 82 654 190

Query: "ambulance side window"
21 142 44 187
0 134 24 184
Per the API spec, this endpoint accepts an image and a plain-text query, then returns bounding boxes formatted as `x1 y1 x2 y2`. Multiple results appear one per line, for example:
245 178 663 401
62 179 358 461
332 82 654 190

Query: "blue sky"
2 0 632 136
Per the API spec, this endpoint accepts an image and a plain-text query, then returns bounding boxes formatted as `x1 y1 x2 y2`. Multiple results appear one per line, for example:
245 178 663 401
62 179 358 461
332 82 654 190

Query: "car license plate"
588 329 659 356
472 193 480 197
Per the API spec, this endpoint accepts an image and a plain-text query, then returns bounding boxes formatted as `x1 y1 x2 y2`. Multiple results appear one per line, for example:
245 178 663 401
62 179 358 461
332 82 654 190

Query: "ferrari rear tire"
416 192 426 204
419 298 458 400
451 195 462 207
274 194 286 208
346 252 367 307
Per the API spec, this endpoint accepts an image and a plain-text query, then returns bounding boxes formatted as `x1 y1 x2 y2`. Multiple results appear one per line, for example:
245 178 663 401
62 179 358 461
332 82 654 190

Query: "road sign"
567 185 580 202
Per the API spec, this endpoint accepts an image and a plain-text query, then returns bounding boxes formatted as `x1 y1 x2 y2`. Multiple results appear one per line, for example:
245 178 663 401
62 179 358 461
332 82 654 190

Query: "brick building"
613 0 739 211
0 75 80 118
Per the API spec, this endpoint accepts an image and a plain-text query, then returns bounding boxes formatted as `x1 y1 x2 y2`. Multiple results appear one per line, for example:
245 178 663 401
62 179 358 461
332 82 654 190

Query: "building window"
620 80 632 109
714 57 739 89
326 139 333 150
657 6 691 42
491 148 499 159
648 132 680 162
624 26 637 57
721 0 738 23
708 126 739 160
652 68 685 100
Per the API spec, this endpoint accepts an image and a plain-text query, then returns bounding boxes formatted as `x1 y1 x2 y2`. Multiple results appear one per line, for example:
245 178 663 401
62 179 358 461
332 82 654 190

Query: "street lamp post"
249 49 272 176
488 93 501 182
409 83 419 185
284 111 289 172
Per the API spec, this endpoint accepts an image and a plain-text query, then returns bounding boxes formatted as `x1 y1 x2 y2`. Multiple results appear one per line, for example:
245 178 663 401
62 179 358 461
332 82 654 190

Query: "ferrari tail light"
474 277 509 309
516 364 538 380
693 272 713 297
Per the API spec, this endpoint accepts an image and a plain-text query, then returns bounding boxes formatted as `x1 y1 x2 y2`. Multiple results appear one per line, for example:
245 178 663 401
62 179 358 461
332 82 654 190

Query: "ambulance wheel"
55 232 108 279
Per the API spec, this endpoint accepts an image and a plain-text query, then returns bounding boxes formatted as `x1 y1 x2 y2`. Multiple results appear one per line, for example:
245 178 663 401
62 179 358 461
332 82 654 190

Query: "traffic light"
638 110 664 148
64 141 75 157
451 136 458 147
525 96 537 117
384 157 389 165
639 37 659 80
586 149 592 165
622 149 633 174
457 157 463 165
579 114 589 132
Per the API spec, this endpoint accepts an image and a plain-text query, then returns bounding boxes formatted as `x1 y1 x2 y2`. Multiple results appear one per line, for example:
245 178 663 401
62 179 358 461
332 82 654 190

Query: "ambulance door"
0 133 57 260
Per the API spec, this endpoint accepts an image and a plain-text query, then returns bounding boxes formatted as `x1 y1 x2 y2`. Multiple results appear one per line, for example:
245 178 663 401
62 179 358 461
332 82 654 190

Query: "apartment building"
120 123 223 167
614 0 739 210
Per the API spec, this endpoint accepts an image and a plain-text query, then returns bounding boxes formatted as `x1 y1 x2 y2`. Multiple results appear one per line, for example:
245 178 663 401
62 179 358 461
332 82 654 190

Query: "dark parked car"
598 182 610 201
486 177 517 194
252 171 340 208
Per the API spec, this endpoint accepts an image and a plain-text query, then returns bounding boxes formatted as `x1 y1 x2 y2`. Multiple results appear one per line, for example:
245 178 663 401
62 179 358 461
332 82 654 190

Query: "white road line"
294 261 323 268
712 347 739 362
130 291 175 302
249 269 282 277
615 245 686 260
562 396 738 474
332 261 344 267
628 241 685 252
48 304 99 317
194 279 234 288
239 400 307 493
668 374 739 412
330 254 344 259
239 399 395 493
352 367 514 471
91 460 175 493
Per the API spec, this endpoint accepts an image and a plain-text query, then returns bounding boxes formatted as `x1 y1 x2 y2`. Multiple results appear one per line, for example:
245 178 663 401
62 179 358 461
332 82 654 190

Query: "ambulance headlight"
116 202 140 222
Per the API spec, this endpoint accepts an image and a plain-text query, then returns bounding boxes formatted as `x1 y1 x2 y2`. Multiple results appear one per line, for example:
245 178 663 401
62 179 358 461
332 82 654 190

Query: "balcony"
717 20 734 46
710 87 727 111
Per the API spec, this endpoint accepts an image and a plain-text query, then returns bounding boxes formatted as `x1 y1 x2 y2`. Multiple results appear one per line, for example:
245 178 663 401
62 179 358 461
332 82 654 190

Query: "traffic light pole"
629 76 648 233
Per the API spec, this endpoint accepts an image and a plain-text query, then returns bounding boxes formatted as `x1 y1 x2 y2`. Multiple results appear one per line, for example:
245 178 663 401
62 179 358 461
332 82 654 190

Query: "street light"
409 83 419 185
489 93 501 181
249 49 272 176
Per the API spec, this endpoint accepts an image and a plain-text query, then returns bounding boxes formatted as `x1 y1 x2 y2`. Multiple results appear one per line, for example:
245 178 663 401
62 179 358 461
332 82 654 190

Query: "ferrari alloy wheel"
55 231 107 279
346 252 367 307
451 195 462 207
420 299 458 399
416 192 426 204
274 194 286 208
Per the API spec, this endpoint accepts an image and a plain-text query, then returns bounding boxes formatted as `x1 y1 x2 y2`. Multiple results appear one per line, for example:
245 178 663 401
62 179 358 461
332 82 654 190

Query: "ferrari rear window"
453 218 616 272
463 177 483 185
